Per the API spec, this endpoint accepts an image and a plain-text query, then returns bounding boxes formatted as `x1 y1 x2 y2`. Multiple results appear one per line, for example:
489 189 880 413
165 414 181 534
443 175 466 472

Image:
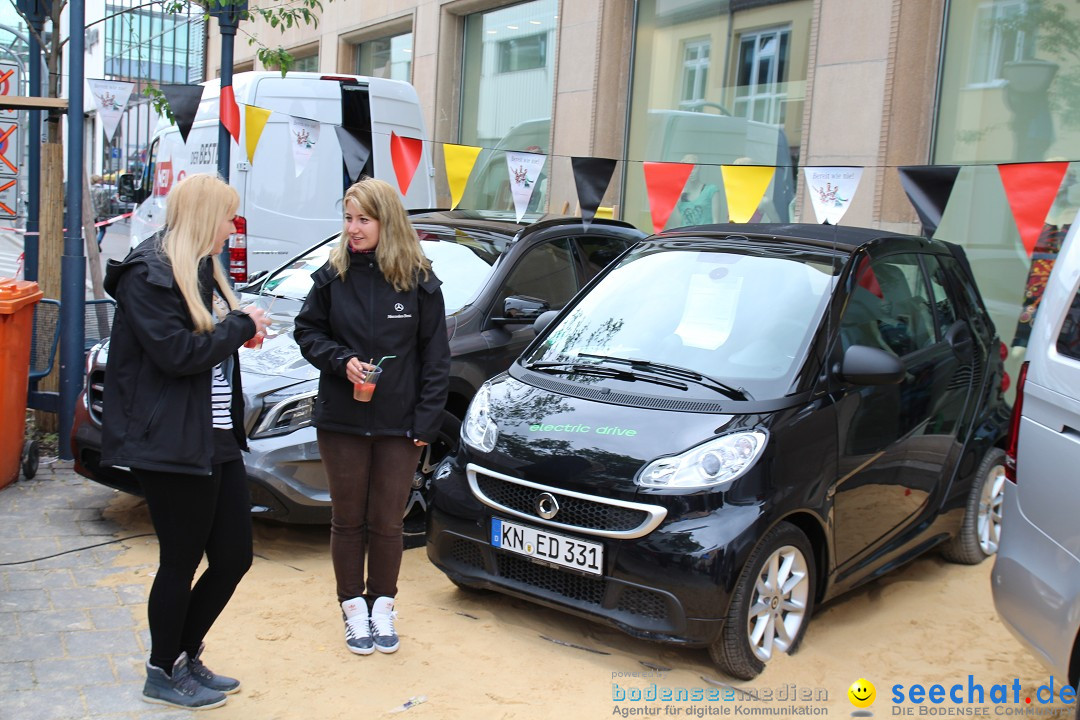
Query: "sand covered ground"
98 492 1074 720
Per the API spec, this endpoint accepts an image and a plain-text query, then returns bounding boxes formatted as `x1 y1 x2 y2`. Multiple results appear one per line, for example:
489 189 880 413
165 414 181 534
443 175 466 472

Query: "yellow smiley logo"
848 678 876 709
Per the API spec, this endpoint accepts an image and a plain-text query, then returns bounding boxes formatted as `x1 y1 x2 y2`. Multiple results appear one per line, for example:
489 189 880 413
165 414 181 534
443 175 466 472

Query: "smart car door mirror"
836 345 905 385
493 295 550 325
117 173 142 203
532 309 560 336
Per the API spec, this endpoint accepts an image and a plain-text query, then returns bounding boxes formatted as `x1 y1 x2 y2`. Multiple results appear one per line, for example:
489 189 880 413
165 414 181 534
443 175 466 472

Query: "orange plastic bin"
0 278 43 489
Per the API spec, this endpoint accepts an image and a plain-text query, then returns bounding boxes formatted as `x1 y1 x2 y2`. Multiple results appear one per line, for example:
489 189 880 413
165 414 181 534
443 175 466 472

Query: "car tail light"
1001 371 1011 393
229 215 248 284
1004 360 1029 483
999 341 1008 361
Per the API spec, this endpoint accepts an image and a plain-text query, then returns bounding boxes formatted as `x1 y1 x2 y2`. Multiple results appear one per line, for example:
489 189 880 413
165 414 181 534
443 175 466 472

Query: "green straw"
375 355 396 367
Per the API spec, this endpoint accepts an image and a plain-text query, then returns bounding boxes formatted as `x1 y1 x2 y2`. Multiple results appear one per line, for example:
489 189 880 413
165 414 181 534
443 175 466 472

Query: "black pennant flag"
897 165 962 238
160 84 204 145
335 126 372 184
571 156 617 228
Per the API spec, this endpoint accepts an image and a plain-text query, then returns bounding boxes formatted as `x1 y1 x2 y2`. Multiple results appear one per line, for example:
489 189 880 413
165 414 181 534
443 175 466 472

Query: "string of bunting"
140 84 1074 251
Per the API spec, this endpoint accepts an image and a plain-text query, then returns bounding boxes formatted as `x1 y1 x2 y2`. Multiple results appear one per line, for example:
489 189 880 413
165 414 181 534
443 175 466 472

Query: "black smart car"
426 224 1011 679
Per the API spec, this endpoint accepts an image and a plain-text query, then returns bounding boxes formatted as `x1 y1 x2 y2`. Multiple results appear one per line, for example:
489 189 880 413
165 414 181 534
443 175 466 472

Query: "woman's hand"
413 439 428 447
345 357 376 385
242 306 272 338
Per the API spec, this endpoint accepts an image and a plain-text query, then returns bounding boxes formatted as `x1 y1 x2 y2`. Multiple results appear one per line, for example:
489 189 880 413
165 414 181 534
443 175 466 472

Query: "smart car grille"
497 553 606 606
615 587 668 622
87 369 106 426
466 464 667 539
475 475 646 532
451 538 485 570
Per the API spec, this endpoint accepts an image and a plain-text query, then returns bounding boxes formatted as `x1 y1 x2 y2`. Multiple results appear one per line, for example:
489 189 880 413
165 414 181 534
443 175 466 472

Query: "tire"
709 522 816 680
402 411 461 549
942 447 1006 565
21 440 39 480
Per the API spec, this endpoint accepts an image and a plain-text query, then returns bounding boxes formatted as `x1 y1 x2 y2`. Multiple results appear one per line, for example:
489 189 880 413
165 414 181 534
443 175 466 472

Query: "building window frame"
679 37 711 111
733 25 790 127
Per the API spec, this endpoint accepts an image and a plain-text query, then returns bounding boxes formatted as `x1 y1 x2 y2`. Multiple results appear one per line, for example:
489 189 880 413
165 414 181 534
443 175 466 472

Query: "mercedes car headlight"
637 431 768 489
462 382 499 453
252 380 319 439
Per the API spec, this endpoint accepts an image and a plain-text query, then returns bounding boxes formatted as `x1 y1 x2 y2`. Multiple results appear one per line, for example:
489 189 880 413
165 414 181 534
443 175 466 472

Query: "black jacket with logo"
101 237 255 475
293 251 450 443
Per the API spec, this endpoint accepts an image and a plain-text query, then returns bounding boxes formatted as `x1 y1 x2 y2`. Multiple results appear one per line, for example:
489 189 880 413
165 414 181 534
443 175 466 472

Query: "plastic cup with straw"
354 355 396 402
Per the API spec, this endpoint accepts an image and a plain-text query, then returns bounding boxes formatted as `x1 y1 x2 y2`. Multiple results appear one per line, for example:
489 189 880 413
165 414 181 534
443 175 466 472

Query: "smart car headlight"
463 382 499 453
637 431 768 489
252 380 319 439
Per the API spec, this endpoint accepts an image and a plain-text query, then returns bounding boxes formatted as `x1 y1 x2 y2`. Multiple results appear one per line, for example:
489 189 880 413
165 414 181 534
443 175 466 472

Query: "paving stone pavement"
0 459 188 720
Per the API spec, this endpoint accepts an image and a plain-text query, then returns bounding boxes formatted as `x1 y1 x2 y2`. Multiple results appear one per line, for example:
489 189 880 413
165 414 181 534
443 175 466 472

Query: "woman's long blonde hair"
162 174 240 333
329 177 430 291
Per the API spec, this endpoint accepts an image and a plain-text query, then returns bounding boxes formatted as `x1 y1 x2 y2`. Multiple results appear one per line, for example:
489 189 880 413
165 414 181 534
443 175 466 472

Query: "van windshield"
257 226 507 313
524 245 839 399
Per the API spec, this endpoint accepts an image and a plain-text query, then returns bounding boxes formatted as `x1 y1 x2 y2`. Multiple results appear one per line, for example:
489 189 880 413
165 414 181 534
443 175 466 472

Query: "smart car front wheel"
710 522 816 680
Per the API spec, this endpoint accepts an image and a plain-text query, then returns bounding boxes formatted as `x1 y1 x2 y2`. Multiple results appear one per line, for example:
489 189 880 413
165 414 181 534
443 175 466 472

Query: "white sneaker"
370 596 399 654
341 598 374 655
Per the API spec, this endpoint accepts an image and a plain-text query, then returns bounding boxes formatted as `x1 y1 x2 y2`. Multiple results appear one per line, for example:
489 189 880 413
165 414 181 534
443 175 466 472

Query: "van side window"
841 254 936 356
1055 286 1080 360
498 238 578 313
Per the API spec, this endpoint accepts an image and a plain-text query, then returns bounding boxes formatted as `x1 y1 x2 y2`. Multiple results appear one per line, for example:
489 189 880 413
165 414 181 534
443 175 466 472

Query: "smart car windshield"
524 244 840 399
257 226 508 313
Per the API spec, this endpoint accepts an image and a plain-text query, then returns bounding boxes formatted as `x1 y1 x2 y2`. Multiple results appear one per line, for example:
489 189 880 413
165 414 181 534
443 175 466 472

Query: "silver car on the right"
993 214 1080 714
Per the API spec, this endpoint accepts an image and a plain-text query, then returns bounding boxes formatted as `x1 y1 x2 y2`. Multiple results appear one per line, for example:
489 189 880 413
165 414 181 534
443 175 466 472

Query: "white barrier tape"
0 212 132 234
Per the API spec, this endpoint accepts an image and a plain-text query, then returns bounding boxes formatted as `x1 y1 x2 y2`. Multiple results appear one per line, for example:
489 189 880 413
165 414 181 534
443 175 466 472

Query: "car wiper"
522 361 688 390
575 353 750 401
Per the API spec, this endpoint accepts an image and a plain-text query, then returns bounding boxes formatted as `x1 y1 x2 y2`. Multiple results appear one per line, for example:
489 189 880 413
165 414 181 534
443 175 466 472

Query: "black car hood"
481 374 736 496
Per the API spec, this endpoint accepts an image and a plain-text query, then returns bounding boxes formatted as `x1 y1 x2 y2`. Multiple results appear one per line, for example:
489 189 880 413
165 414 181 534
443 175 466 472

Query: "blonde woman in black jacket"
294 177 450 656
102 174 271 710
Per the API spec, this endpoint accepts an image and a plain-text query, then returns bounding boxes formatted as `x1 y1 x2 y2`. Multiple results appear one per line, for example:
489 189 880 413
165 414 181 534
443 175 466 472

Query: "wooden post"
35 142 64 433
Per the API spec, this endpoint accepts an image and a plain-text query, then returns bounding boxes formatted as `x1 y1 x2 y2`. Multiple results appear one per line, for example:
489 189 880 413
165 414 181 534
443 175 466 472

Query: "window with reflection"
624 0 810 232
355 32 413 81
458 0 558 213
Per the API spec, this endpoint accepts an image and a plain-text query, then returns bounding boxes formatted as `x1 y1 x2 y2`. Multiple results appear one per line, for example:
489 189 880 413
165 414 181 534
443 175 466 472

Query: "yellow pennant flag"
245 105 272 164
443 143 482 209
721 165 776 223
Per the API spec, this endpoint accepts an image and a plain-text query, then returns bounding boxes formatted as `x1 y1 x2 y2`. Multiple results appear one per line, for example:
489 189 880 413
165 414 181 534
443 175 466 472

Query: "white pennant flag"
88 79 135 141
804 167 863 224
288 117 320 177
505 151 546 221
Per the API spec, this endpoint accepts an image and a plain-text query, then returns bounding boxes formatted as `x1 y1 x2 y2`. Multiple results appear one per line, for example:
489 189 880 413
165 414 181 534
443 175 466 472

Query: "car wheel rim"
977 462 1006 555
746 543 810 663
402 429 456 520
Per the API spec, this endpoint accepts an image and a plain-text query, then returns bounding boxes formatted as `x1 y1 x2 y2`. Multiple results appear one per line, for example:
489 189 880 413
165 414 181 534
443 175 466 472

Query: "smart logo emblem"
848 678 876 712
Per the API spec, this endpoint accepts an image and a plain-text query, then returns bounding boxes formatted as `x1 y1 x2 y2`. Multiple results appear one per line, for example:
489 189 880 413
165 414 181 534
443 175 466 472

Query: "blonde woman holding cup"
294 177 450 656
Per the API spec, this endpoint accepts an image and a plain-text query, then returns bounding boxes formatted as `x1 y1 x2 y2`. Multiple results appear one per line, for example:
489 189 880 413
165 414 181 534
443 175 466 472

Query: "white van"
120 71 435 283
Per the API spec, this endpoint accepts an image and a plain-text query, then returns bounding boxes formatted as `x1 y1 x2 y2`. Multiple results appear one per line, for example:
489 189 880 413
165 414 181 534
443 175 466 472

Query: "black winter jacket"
293 251 450 443
101 237 256 475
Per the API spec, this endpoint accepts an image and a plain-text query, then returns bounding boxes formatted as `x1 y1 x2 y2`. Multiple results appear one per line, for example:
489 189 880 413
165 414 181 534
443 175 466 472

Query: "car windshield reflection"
526 247 839 399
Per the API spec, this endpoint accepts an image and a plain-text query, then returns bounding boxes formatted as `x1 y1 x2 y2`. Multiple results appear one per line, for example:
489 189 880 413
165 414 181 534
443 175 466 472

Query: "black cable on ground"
0 533 155 566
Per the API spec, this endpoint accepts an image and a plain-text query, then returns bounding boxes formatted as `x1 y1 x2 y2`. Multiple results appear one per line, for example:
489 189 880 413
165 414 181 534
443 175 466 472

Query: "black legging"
134 459 252 671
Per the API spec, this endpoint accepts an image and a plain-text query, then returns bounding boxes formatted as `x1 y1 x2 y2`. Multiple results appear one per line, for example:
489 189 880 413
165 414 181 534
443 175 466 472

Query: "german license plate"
490 518 603 575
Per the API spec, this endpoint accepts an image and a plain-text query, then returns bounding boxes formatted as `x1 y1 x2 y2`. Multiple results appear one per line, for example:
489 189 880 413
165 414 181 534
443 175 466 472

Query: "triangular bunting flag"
220 84 241 145
288 117 320 177
443 143 482 210
803 167 863 225
571 157 617 229
160 84 203 144
897 165 962 238
390 132 424 196
999 162 1071 256
720 165 775 223
335 126 372 183
244 105 272 164
88 79 134 141
643 162 694 233
506 152 546 222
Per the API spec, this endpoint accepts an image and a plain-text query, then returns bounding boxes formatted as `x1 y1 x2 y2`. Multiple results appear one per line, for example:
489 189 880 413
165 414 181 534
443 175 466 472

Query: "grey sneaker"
142 652 227 710
188 643 240 694
370 596 399 654
342 597 374 655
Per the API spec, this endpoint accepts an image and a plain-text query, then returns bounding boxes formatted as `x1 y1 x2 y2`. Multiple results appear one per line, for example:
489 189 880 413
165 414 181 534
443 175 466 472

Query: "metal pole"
60 0 86 459
215 4 242 271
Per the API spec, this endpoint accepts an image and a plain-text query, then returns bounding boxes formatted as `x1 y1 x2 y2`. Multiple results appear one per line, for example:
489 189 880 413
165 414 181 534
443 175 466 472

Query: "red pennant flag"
220 85 241 144
390 132 423 195
998 162 1069 256
643 162 694 234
